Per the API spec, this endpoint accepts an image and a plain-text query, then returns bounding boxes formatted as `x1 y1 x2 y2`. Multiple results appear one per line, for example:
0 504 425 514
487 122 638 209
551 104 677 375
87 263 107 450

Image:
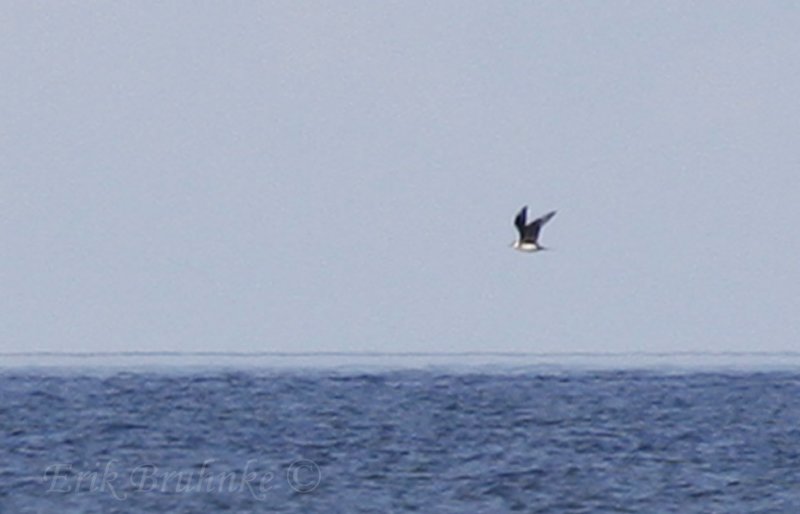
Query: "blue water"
3 364 800 512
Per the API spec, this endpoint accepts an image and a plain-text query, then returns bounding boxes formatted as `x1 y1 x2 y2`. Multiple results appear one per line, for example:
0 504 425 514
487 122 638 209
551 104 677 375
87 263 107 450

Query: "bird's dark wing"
522 210 556 243
534 210 556 228
514 206 528 237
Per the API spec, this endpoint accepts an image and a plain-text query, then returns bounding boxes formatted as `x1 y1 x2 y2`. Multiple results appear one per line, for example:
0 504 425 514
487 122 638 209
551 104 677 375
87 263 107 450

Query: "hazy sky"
3 2 799 355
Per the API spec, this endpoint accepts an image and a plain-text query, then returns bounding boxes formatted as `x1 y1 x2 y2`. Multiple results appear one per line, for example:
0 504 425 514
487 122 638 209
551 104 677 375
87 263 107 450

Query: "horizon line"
3 350 800 358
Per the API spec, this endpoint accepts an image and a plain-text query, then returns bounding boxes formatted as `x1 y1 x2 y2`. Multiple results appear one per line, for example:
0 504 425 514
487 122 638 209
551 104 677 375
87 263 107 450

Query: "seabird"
512 206 556 252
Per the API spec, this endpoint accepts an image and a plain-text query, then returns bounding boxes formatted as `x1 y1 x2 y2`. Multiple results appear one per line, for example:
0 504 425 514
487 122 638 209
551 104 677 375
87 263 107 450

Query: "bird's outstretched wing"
514 206 528 237
533 210 556 228
522 210 557 244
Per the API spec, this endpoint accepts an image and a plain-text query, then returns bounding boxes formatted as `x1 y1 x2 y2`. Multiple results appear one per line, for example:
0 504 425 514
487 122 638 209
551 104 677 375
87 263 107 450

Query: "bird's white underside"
512 241 541 252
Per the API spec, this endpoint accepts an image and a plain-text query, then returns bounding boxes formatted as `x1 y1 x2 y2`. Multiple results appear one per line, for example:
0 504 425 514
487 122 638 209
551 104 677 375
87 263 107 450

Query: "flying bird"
512 207 556 252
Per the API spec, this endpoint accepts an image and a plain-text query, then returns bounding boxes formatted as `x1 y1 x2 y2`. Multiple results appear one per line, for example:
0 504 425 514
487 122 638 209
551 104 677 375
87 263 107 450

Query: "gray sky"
3 2 799 355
